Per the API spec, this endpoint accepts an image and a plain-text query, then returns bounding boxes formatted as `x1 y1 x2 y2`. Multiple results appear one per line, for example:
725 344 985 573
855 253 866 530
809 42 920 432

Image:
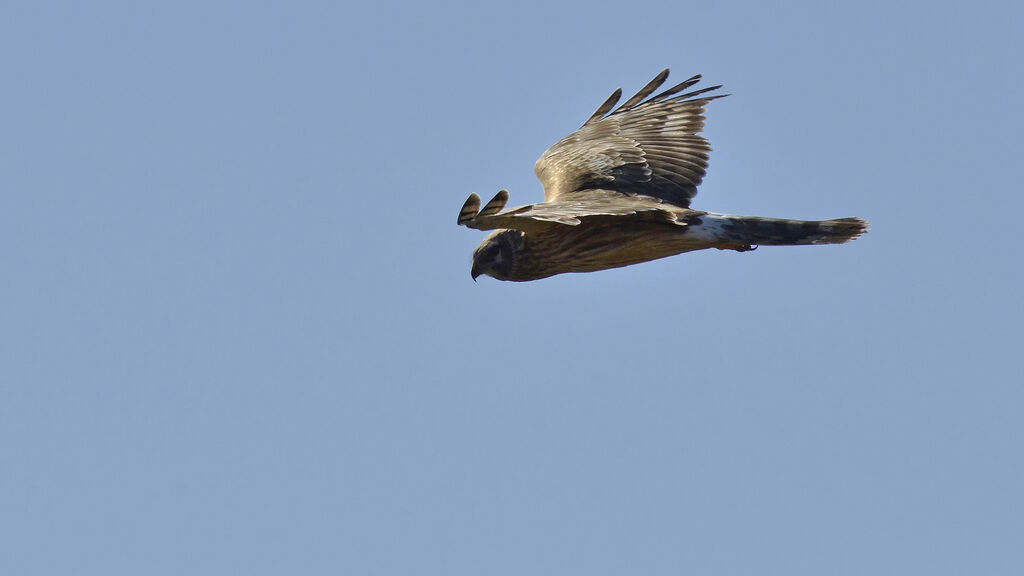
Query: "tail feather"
705 214 868 247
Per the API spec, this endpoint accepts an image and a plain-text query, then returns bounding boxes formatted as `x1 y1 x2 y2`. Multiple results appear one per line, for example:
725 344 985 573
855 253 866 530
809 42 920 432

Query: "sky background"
2 1 1022 574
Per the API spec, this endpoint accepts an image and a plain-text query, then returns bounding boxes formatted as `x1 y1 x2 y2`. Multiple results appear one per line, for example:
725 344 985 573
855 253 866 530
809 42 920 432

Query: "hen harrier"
458 69 867 281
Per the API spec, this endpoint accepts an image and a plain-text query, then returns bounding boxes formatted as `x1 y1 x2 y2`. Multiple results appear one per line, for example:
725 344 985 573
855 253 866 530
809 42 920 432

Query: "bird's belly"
532 223 702 274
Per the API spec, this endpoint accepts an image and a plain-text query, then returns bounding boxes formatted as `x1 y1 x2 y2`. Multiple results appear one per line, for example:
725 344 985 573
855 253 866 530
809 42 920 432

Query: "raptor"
458 70 867 281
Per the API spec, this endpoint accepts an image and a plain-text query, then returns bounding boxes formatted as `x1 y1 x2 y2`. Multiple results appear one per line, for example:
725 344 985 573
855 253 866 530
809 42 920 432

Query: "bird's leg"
714 242 758 252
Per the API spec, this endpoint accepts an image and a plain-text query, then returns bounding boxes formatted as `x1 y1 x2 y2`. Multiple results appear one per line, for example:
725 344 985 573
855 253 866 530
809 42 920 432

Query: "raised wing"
457 189 688 232
534 69 725 208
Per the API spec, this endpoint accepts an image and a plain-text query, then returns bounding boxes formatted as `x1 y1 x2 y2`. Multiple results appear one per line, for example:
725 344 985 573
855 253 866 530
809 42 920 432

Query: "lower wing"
457 189 692 232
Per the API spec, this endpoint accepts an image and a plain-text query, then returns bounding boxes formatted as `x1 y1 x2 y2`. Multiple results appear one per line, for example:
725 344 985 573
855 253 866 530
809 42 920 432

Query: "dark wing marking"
457 190 689 232
534 69 726 208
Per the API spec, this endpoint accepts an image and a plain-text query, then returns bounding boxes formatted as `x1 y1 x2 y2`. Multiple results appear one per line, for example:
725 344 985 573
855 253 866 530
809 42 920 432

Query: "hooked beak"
471 263 481 282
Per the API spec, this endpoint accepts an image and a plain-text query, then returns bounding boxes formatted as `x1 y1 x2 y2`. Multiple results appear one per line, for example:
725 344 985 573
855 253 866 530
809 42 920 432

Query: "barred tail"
704 214 868 247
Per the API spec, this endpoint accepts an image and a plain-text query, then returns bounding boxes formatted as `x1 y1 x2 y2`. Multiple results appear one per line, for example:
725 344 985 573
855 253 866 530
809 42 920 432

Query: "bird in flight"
458 69 867 282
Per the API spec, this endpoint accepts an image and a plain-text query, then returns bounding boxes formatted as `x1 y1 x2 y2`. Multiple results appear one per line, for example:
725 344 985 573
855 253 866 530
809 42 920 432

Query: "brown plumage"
458 70 868 282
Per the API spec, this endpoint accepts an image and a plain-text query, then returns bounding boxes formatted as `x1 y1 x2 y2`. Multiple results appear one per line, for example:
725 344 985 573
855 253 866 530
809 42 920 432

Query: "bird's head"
471 229 525 281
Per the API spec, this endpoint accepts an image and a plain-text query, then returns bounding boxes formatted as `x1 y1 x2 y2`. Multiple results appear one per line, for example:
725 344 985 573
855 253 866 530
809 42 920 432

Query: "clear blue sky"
2 1 1022 574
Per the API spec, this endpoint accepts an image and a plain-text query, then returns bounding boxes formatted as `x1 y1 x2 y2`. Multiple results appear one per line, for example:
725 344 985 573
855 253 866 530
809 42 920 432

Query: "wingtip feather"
584 88 622 126
458 193 481 225
477 190 509 217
